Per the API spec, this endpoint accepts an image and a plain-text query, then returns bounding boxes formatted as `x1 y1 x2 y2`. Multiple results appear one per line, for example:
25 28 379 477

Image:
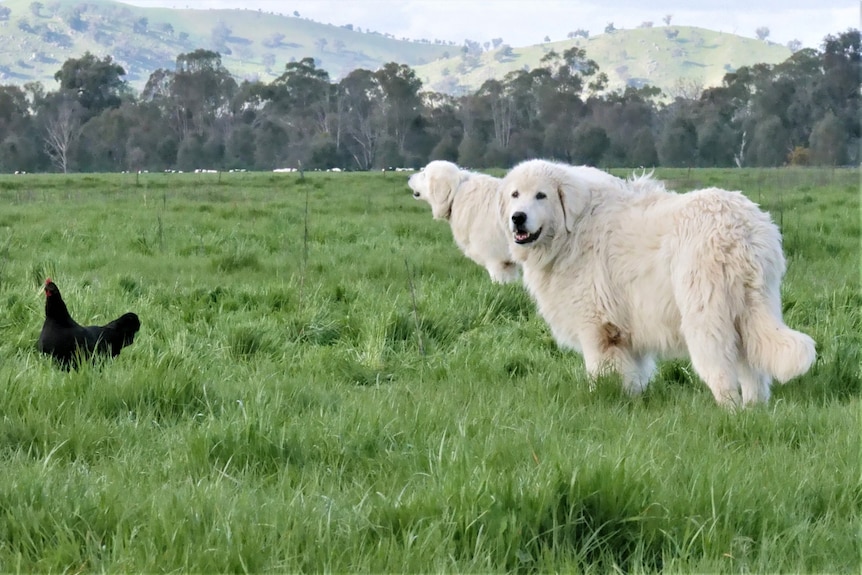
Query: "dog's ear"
497 181 510 234
556 176 591 234
428 170 456 220
557 185 573 234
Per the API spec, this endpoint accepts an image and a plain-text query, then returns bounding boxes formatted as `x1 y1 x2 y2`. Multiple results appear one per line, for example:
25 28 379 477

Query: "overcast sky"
121 0 857 49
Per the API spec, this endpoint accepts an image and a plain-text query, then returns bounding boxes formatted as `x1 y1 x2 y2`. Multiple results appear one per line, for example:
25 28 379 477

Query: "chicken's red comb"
45 277 52 284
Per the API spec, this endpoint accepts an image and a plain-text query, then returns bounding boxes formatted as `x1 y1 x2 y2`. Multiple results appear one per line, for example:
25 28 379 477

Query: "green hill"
0 0 792 97
0 0 453 87
413 26 792 97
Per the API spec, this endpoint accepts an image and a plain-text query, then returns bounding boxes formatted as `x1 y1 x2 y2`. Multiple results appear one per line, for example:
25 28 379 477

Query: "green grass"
0 167 857 572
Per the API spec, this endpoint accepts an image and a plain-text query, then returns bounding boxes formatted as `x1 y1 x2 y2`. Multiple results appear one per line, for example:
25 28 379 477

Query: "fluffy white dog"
501 159 816 407
409 160 518 283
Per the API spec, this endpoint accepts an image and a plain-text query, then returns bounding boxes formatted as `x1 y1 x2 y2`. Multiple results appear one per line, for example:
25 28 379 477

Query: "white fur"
409 160 518 283
502 159 816 407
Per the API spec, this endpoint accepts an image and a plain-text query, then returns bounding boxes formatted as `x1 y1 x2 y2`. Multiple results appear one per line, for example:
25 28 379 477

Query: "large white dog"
502 159 816 407
409 160 518 283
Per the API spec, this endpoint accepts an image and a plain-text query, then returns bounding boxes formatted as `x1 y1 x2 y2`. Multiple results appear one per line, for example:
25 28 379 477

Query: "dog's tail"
741 303 816 383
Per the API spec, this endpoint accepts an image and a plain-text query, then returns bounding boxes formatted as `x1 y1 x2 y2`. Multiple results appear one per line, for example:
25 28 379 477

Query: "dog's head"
501 160 618 263
408 161 465 220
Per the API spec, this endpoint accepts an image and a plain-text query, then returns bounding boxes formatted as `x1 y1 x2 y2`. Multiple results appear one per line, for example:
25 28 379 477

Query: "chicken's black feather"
37 279 140 368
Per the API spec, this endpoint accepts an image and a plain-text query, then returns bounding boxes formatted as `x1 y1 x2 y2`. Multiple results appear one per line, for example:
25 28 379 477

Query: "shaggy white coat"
409 161 518 283
502 159 816 407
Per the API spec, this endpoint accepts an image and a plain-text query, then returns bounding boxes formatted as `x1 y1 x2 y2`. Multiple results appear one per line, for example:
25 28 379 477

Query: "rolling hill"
0 0 453 87
412 26 792 97
0 0 792 97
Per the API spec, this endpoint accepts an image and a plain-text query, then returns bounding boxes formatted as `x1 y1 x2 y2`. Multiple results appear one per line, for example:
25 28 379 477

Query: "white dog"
502 159 816 407
409 160 518 283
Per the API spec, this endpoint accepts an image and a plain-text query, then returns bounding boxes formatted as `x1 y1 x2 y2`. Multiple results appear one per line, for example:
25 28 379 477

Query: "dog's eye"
536 192 547 200
511 190 519 198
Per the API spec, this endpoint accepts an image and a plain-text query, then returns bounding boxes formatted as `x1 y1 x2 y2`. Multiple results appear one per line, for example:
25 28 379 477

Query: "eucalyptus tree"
0 85 41 172
337 68 385 170
53 52 128 121
267 57 334 166
373 62 425 163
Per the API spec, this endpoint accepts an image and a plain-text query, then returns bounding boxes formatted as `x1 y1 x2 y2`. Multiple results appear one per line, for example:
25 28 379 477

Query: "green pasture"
0 167 857 572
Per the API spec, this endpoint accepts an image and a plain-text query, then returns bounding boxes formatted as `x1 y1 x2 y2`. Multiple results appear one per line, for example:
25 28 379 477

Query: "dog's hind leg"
683 324 741 407
678 294 743 407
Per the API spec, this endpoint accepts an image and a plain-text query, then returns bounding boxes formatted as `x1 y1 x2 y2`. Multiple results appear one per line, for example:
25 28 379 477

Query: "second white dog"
409 161 518 283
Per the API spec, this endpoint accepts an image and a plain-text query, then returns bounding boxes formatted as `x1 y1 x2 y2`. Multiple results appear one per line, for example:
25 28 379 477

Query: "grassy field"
0 167 857 573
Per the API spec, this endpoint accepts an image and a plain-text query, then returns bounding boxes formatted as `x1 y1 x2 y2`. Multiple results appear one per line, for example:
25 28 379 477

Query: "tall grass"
0 168 857 572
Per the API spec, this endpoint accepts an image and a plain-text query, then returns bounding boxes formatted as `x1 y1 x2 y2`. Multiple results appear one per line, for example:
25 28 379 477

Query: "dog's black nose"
511 211 527 226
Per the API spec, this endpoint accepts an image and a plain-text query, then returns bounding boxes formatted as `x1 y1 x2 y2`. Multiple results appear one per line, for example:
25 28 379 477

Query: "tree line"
0 29 857 174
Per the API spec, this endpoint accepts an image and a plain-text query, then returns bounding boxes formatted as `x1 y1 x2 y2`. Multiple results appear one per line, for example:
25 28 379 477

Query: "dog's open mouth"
514 228 542 244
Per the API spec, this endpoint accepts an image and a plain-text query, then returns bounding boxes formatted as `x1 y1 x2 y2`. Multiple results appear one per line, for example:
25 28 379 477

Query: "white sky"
121 0 858 49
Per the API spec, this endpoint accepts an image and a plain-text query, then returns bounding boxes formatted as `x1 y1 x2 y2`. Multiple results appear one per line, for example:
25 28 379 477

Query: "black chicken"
38 278 141 368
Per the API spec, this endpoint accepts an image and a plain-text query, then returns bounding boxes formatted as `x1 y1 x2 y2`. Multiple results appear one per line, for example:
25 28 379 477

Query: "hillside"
0 0 453 87
413 26 792 97
0 0 792 97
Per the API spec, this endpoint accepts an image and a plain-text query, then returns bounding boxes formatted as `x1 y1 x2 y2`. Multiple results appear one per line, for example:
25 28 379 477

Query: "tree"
748 115 788 166
663 14 672 26
494 44 514 62
262 32 284 48
54 52 128 120
224 123 256 169
339 68 384 170
76 105 130 171
374 62 424 159
658 114 698 166
42 93 82 173
211 21 231 49
268 57 333 163
696 117 736 166
572 124 609 165
246 118 285 170
0 6 11 21
817 30 861 160
59 5 87 32
166 49 238 138
0 85 40 172
627 127 658 167
755 27 770 41
604 22 616 34
133 16 148 34
476 79 513 150
787 39 803 52
809 111 847 165
29 2 43 17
